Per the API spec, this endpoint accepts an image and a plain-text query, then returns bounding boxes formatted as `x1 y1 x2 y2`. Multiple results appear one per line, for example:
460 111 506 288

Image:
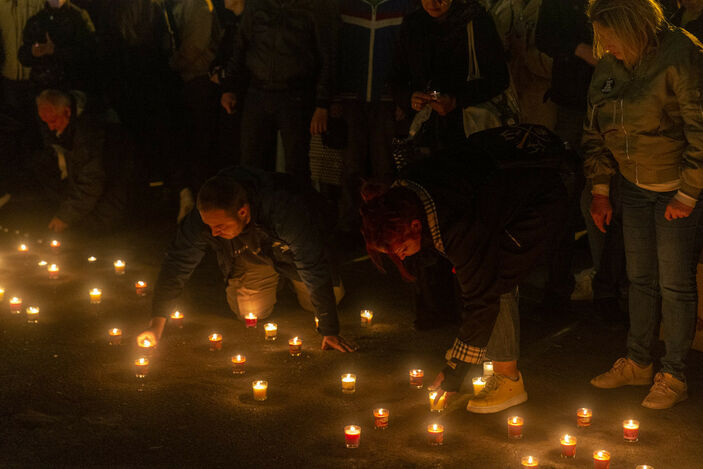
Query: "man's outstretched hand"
321 335 358 352
136 317 167 347
428 370 457 405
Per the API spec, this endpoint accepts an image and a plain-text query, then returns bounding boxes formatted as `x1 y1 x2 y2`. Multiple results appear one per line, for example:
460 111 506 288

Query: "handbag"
462 21 521 138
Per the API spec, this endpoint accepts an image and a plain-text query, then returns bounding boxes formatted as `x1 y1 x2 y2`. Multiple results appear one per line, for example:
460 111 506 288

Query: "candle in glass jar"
18 243 28 253
521 456 539 467
264 323 278 341
472 376 486 394
560 434 576 458
623 419 639 442
373 408 389 430
252 380 268 401
244 313 257 328
483 361 494 377
26 306 39 323
135 281 147 296
593 450 610 469
428 391 447 413
341 373 356 394
231 354 246 374
9 297 22 313
577 407 592 427
507 416 524 439
113 259 126 275
50 240 61 250
427 423 444 446
409 369 424 388
344 425 361 448
89 288 102 304
109 328 122 345
135 357 149 378
37 260 48 268
0 288 4 302
48 264 59 279
170 311 184 328
360 309 373 327
209 333 223 351
288 336 302 356
314 316 319 329
87 256 97 263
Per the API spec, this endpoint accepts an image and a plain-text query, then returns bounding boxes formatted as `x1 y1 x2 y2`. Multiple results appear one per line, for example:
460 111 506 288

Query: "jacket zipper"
619 98 636 182
366 5 377 102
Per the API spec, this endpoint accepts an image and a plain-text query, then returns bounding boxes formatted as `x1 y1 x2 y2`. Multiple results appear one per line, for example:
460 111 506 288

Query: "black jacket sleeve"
221 1 251 94
151 210 210 318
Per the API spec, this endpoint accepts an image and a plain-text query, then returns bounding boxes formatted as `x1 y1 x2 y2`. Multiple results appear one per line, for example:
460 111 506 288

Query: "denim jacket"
152 167 340 335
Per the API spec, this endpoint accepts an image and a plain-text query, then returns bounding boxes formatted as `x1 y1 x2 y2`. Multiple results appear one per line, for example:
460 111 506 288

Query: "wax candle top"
38 260 47 267
27 306 39 315
264 323 277 330
90 288 101 295
509 416 523 424
48 264 59 271
345 425 360 435
360 310 373 318
342 374 355 382
245 313 256 320
135 357 149 366
578 407 592 415
289 336 301 345
594 450 610 461
140 338 153 348
561 434 576 444
473 377 485 385
624 419 639 429
50 240 60 248
109 328 121 335
429 391 438 399
209 333 222 341
114 260 125 267
171 311 183 319
253 380 267 389
232 354 246 363
375 408 386 416
0 288 4 293
18 244 28 252
136 281 146 288
88 256 96 262
410 369 423 375
10 297 21 304
428 423 443 432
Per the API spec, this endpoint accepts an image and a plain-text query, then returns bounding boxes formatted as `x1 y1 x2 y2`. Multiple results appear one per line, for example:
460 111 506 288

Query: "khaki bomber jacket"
582 27 703 200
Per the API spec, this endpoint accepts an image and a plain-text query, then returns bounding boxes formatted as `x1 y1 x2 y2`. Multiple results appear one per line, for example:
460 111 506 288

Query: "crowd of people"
2 0 703 414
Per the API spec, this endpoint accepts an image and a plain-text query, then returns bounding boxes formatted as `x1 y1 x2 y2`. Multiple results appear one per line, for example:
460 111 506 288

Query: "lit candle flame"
136 281 146 287
88 256 96 262
114 260 125 267
136 358 148 365
171 311 182 318
48 264 59 272
512 417 519 424
38 260 47 267
10 297 21 304
432 424 438 431
141 338 152 347
210 333 221 340
50 240 60 247
18 244 28 251
564 434 571 443
27 306 39 315
110 328 121 335
245 312 256 319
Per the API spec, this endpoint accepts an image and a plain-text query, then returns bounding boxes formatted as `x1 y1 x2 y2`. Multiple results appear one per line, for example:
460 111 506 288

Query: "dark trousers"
0 78 40 191
240 87 314 182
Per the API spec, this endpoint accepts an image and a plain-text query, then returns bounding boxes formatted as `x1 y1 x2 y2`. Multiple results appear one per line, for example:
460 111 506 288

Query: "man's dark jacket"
18 0 96 91
535 0 593 109
152 167 340 335
397 126 568 348
222 0 339 108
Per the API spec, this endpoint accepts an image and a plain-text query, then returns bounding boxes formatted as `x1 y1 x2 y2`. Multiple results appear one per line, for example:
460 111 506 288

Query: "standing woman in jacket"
585 0 703 409
389 0 509 151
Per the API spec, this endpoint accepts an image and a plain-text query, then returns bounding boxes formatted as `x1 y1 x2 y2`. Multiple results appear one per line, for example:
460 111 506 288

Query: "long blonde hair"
588 0 667 67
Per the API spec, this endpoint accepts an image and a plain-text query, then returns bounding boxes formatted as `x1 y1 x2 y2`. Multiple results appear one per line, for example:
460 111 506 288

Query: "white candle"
26 306 39 323
113 259 125 275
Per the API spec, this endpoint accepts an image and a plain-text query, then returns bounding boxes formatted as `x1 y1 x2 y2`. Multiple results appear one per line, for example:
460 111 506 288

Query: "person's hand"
321 335 358 352
665 197 694 220
429 94 456 116
428 371 457 405
310 107 329 135
209 73 220 85
32 32 55 57
575 42 598 67
48 216 69 232
221 92 237 114
136 317 167 347
590 193 612 233
411 91 432 112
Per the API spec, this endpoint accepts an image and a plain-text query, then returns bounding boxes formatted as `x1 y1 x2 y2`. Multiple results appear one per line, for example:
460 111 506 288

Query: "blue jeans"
621 178 703 380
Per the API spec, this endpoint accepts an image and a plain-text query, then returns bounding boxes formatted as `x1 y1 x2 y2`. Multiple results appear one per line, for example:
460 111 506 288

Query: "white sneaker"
177 188 194 223
570 268 594 301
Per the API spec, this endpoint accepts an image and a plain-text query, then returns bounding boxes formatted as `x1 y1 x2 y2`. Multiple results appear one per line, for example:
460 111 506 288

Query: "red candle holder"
560 434 576 458
9 297 22 314
577 408 592 427
373 408 389 430
135 281 147 296
288 337 302 356
344 425 361 448
521 456 539 467
135 357 149 378
108 328 122 346
244 313 257 328
623 419 639 442
170 311 184 328
209 333 223 351
427 424 444 446
507 416 524 439
409 369 424 388
231 355 246 374
593 450 610 469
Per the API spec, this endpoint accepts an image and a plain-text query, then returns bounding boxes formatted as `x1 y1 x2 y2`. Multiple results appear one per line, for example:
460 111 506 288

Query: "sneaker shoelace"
607 357 628 375
475 374 504 398
649 374 670 395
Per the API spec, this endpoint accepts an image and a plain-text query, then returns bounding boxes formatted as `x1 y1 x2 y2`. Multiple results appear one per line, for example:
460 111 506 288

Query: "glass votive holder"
87 256 97 264
135 357 149 378
507 416 524 439
50 239 60 251
373 408 389 430
577 407 592 427
89 288 102 304
231 354 246 374
288 337 302 356
314 316 319 330
244 313 257 328
209 333 223 351
560 434 576 458
114 260 126 275
344 425 361 448
47 264 59 280
135 281 147 296
483 361 494 377
0 288 4 301
521 456 539 467
108 328 122 345
170 311 184 328
26 306 39 324
472 376 486 394
409 369 424 388
427 423 444 446
341 373 356 394
252 380 268 401
18 243 28 253
428 391 446 413
264 323 278 341
623 419 639 442
593 450 611 469
360 309 373 327
9 297 22 314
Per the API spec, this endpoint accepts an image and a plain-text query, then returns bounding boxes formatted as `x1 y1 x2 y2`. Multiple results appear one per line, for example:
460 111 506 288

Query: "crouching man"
137 167 357 352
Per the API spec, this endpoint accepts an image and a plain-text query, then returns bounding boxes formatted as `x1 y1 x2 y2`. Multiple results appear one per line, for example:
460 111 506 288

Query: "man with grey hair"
34 88 136 232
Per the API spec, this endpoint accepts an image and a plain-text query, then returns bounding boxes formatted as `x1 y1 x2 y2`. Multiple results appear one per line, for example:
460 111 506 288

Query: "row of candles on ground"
29 258 130 280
